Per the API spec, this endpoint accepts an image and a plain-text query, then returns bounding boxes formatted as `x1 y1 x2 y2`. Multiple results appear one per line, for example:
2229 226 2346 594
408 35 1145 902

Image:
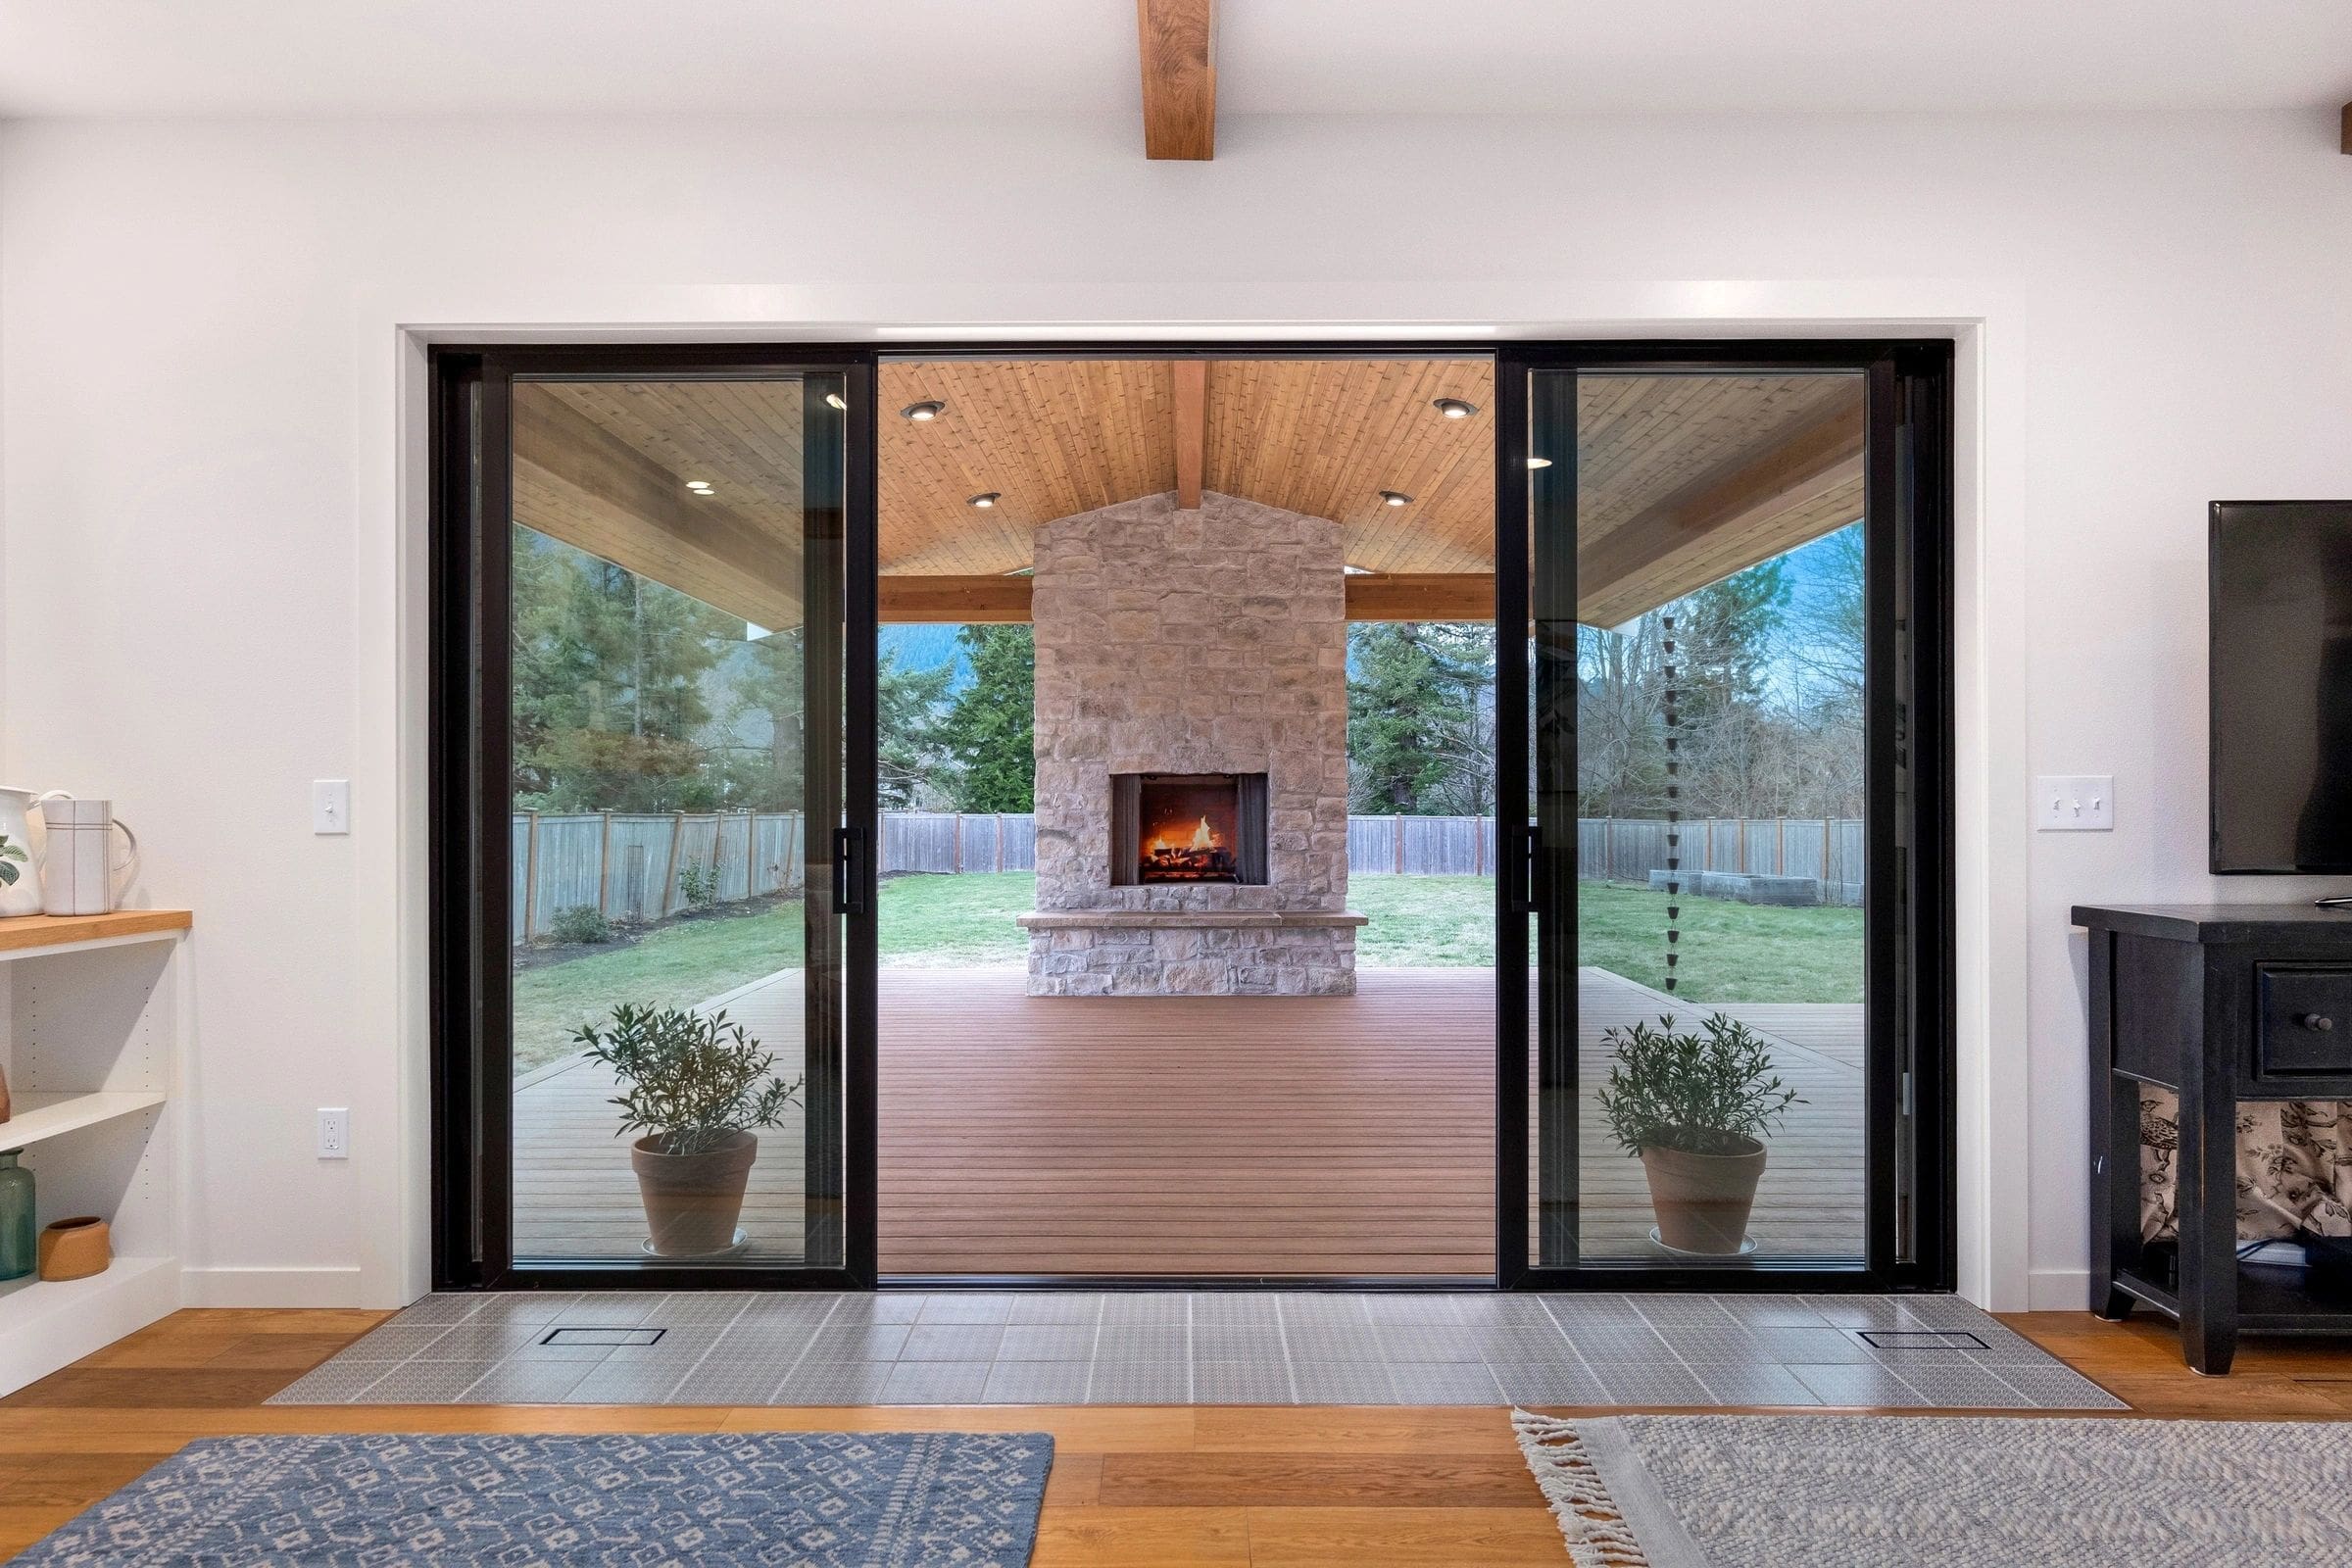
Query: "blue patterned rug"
16 1430 1053 1566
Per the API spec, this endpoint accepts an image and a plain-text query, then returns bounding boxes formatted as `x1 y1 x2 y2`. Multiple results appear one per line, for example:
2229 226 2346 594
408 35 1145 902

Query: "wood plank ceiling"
509 360 1866 633
877 358 1496 577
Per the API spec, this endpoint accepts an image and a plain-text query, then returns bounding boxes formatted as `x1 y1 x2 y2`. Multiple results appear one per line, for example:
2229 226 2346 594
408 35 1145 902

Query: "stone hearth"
1018 490 1361 996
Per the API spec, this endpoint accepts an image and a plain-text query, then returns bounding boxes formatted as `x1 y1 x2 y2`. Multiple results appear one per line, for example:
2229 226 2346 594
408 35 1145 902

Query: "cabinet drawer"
2256 964 2352 1077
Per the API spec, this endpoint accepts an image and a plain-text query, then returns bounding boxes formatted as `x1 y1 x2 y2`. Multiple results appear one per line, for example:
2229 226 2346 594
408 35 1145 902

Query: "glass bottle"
0 1151 32 1282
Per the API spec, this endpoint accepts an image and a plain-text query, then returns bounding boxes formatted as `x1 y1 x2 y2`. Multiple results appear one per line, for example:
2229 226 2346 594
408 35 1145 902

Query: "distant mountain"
880 623 972 693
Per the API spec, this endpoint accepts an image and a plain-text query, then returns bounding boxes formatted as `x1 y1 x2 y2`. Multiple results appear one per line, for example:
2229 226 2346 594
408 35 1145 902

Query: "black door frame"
1494 339 1957 1293
429 336 1954 1295
430 344 879 1291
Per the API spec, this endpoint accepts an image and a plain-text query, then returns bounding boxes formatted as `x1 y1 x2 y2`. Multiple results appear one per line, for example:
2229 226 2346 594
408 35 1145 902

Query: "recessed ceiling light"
1342 564 1374 576
685 479 713 492
1379 490 1414 508
1432 398 1479 419
901 400 947 422
1526 457 1554 469
967 492 1001 509
824 392 848 412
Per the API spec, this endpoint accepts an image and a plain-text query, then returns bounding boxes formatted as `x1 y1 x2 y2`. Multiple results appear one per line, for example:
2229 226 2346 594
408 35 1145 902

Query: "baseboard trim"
179 1266 367 1308
2028 1267 2092 1312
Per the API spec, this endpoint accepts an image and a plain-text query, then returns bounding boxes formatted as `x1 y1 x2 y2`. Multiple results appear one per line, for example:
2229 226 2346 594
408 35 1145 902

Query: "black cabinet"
2077 904 2352 1374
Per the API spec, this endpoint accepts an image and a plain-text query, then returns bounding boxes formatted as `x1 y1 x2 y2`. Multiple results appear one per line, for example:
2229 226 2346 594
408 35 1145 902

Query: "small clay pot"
630 1131 758 1257
1640 1134 1767 1254
38 1215 110 1282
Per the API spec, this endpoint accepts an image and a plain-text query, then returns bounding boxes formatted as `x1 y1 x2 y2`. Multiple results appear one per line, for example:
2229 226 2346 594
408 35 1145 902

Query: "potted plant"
1596 1011 1802 1254
574 1004 803 1257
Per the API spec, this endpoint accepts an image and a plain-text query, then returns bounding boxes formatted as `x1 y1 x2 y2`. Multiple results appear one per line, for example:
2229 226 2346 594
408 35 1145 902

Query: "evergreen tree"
876 652 956 808
1346 622 1494 814
509 525 735 811
944 623 1035 810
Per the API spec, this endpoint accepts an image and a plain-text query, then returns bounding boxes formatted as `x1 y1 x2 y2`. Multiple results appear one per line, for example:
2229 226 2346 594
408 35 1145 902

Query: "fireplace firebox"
1110 772 1269 886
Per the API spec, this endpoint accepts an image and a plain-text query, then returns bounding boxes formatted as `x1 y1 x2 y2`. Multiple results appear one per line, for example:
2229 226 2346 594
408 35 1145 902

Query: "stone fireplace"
1017 490 1362 996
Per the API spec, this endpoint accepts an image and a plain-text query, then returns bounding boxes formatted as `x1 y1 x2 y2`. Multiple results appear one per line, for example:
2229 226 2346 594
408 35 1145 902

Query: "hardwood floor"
4 1307 2348 1565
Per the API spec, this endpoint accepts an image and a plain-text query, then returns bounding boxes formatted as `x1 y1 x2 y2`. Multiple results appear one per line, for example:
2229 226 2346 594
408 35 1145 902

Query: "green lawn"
511 871 1859 1074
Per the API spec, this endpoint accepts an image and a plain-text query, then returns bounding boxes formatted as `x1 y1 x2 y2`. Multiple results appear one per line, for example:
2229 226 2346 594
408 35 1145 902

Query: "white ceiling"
0 0 2345 120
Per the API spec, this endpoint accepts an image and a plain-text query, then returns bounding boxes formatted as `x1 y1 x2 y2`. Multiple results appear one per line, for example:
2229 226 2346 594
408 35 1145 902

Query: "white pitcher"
40 797 139 916
0 787 67 917
0 788 137 918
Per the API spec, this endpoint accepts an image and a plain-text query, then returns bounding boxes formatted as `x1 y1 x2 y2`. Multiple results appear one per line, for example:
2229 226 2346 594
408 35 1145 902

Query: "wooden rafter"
1138 0 1216 161
1576 382 1865 627
512 385 803 631
876 571 1500 624
2341 101 2351 153
1172 360 1206 508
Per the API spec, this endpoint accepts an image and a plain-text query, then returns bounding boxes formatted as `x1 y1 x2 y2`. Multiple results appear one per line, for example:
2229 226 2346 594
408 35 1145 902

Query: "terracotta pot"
1640 1133 1767 1254
629 1130 758 1256
37 1215 110 1282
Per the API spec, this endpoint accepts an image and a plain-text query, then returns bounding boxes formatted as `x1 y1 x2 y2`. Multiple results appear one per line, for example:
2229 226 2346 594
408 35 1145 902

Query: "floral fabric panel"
2140 1088 2352 1241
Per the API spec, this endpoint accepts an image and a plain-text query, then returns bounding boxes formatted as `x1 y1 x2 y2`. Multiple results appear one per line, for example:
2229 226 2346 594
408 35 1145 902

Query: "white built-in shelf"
0 1089 169 1152
0 909 190 963
0 1255 181 1394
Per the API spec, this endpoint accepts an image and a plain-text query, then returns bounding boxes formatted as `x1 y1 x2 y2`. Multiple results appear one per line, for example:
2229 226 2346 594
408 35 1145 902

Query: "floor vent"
541 1327 665 1348
1856 1329 1986 1349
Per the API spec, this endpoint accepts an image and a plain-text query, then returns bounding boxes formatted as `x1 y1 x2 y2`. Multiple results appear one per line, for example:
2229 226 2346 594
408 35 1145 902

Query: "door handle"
1510 824 1540 915
833 826 868 917
2300 1012 2335 1032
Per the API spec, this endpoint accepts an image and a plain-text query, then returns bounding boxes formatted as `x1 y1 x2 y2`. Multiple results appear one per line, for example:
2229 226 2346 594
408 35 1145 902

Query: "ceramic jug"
0 787 66 917
0 787 136 918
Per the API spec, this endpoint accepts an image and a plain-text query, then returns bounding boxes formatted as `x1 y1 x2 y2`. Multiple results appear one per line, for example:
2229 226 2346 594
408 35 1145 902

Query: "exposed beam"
1173 360 1206 508
2342 101 2351 153
512 389 803 631
1576 384 1865 626
1345 573 1496 622
1138 0 1216 160
880 574 1034 623
876 571 1501 624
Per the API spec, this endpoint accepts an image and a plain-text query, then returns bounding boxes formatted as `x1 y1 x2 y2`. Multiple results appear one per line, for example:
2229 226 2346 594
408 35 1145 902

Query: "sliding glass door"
1498 344 1951 1289
434 350 875 1288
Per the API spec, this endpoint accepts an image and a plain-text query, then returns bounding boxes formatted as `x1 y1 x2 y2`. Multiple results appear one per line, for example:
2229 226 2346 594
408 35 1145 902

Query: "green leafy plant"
675 858 718 907
0 834 23 887
574 1004 802 1156
1596 1012 1802 1157
548 904 613 945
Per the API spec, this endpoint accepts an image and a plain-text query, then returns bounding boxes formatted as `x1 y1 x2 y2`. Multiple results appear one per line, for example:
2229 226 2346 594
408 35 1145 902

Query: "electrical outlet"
317 1107 350 1159
2035 774 2114 831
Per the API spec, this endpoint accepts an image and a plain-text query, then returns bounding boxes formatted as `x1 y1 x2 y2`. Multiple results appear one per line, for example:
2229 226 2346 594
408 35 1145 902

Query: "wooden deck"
511 965 1864 1275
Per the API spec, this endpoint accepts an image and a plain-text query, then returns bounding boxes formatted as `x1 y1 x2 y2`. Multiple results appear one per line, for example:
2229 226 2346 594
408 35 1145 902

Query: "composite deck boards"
510 965 1865 1274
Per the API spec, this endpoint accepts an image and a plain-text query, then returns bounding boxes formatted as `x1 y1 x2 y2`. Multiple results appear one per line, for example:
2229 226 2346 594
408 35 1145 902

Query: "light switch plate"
2035 774 2114 831
313 779 350 835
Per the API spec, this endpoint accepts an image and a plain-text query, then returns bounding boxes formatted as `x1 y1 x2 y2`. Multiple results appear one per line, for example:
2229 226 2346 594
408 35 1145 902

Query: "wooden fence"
512 809 1864 942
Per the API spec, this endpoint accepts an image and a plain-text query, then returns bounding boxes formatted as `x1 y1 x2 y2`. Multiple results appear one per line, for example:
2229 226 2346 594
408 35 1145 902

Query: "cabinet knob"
2301 1012 2336 1032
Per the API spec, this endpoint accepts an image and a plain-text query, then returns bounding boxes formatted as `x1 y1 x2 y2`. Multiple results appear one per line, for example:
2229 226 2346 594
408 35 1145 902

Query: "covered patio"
513 965 1864 1275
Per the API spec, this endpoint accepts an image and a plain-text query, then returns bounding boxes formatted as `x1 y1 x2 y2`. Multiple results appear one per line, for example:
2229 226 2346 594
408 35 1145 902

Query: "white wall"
2 109 2348 1308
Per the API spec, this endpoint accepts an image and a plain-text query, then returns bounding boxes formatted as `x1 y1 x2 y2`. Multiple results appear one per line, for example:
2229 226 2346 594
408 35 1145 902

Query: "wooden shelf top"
0 909 190 956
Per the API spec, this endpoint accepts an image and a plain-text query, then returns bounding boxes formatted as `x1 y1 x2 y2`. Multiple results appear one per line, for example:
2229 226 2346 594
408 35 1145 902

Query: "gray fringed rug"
13 1430 1053 1567
1513 1409 2352 1566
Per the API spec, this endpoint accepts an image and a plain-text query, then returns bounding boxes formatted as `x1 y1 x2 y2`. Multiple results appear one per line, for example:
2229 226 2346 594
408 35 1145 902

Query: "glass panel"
505 375 844 1268
1535 368 1870 1270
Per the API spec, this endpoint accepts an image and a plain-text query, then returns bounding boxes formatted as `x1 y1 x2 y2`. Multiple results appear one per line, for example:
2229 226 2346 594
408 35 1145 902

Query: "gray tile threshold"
270 1291 2124 1411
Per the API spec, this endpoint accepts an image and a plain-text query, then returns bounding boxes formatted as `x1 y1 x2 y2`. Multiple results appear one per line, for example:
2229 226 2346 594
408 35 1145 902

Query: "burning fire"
1149 815 1221 856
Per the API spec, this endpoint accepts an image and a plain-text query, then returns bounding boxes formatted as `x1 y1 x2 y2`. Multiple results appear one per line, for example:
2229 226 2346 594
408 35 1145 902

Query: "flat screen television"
2211 500 2352 872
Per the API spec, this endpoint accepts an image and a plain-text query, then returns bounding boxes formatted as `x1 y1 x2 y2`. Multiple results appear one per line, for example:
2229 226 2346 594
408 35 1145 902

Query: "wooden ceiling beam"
1576 385 1865 626
1138 0 1216 161
2341 101 2351 153
1173 360 1206 509
512 388 803 631
879 574 1035 623
1345 573 1495 622
876 571 1500 625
